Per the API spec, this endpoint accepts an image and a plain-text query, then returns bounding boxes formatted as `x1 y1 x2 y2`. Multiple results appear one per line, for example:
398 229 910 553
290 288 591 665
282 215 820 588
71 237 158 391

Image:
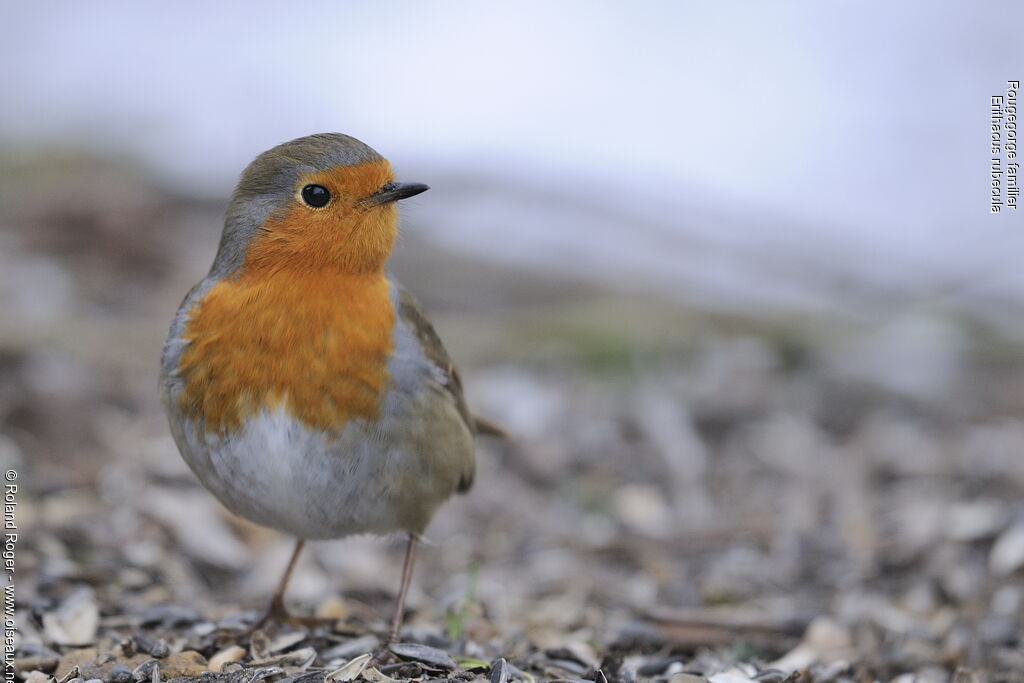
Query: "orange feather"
177 160 399 434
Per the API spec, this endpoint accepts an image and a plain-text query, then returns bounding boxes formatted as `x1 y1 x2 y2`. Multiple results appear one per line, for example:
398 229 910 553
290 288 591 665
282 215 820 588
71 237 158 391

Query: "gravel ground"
4 156 1024 682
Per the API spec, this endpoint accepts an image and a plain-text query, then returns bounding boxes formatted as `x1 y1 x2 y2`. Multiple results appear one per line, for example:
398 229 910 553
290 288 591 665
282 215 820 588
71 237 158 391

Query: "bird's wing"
393 283 478 492
394 284 473 430
394 285 510 441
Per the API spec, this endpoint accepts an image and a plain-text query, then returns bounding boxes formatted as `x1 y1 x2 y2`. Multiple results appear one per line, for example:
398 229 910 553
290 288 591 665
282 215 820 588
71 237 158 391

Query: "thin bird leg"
387 534 419 644
250 538 305 632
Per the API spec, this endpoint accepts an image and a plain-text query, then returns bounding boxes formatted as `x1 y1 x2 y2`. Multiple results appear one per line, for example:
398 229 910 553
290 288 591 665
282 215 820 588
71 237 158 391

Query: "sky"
3 1 1023 317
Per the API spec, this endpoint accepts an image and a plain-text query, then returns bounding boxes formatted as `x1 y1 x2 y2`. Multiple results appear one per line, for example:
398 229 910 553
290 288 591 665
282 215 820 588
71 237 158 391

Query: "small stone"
380 663 422 679
668 675 708 683
546 659 587 676
708 673 756 683
267 630 307 654
637 657 686 677
191 622 217 637
315 596 348 620
946 501 1008 541
13 656 59 673
388 643 456 670
208 646 246 673
490 658 509 683
119 640 136 658
109 665 133 683
25 674 51 683
132 636 169 659
770 616 852 671
545 644 598 670
321 636 379 663
158 651 208 678
131 660 158 683
43 588 100 646
614 484 672 538
56 649 151 681
990 521 1024 575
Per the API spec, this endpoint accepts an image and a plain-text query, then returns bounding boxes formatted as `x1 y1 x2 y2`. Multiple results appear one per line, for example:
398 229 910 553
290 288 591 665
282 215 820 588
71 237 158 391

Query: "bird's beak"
361 181 430 206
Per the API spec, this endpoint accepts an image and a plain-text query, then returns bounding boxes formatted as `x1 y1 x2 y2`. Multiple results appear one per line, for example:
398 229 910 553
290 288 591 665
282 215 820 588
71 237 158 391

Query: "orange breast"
176 270 395 435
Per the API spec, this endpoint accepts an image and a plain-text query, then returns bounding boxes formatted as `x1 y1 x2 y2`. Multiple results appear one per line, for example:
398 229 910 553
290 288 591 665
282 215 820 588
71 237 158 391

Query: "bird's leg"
387 534 419 644
370 534 420 667
249 538 305 632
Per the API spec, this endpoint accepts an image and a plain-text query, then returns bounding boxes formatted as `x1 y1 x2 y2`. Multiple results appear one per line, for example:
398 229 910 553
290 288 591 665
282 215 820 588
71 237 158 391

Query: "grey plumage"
212 133 385 278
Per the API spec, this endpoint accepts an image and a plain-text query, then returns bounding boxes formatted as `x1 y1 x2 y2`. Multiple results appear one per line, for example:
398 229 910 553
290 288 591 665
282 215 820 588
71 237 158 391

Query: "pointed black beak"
361 181 430 206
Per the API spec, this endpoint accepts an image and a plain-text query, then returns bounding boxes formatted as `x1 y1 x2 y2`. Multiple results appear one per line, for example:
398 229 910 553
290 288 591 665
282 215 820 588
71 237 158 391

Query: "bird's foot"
368 627 405 668
368 644 396 669
243 596 288 635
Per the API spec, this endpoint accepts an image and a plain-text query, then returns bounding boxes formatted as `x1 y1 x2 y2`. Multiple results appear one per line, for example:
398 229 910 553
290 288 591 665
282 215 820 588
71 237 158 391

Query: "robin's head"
211 133 428 277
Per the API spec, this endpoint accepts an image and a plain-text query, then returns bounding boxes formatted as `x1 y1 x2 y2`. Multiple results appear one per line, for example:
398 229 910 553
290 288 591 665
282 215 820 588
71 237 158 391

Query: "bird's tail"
472 414 510 439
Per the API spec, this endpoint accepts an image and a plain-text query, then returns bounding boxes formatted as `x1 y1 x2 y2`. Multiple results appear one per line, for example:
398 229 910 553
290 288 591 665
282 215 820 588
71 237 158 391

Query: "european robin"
159 133 493 643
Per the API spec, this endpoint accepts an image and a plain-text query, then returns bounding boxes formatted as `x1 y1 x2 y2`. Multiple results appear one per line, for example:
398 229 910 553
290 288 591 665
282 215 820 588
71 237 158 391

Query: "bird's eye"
300 184 331 208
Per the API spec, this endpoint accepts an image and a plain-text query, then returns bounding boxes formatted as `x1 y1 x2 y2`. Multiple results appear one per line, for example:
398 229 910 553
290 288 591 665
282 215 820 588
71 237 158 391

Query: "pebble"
321 635 380 662
315 596 348 620
637 656 687 677
131 660 158 683
43 587 100 646
154 651 210 678
547 658 588 675
990 522 1024 575
709 673 757 683
379 663 423 679
208 645 247 672
389 643 456 670
267 630 308 654
490 658 509 683
108 664 133 683
132 635 169 659
13 656 59 673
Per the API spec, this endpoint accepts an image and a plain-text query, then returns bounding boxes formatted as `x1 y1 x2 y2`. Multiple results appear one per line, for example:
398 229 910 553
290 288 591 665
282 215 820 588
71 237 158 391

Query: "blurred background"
5 1 1024 679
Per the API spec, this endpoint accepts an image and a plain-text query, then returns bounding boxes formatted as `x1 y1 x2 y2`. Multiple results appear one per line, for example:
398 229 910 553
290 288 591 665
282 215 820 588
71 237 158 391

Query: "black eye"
301 184 331 208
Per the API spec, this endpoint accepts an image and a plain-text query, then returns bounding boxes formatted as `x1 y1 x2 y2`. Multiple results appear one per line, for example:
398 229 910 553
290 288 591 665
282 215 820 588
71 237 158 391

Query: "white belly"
171 403 451 539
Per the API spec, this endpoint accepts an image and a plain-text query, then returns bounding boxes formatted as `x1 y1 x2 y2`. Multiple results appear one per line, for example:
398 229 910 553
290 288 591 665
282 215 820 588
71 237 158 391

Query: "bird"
159 132 495 644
